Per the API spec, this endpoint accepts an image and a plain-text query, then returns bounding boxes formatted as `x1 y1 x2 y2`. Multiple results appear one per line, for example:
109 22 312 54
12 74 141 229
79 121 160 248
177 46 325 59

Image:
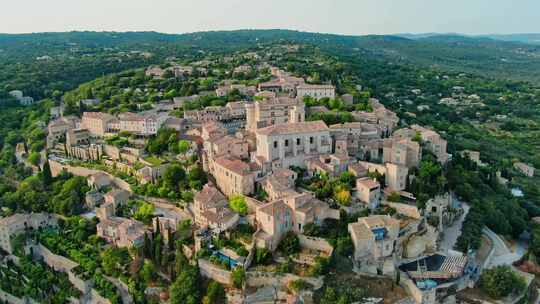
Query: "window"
285 140 289 147
274 141 278 148
297 138 301 145
310 137 314 144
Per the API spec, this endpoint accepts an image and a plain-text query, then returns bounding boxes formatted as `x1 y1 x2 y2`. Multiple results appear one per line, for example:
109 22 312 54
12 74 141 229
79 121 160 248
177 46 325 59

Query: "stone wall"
400 275 436 304
198 259 232 285
298 235 334 256
90 289 112 304
0 290 28 304
240 242 257 270
245 271 324 290
49 159 131 191
31 244 92 294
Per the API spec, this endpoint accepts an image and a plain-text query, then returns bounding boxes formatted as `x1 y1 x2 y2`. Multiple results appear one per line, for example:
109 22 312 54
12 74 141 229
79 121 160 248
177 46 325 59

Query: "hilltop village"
1 45 535 304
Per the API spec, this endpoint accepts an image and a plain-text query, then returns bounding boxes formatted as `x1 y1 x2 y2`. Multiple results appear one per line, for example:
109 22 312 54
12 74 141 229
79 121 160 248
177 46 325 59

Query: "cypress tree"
42 159 52 186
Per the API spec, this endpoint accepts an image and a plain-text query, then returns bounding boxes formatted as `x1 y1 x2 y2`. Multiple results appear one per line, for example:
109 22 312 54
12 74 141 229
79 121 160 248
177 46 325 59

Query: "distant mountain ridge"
396 32 540 45
1 29 540 83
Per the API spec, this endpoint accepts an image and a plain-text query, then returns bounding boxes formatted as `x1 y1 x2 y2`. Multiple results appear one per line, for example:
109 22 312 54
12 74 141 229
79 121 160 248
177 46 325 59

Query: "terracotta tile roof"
194 184 227 207
356 177 380 190
262 96 299 106
255 121 329 136
257 200 289 217
83 112 114 120
330 122 363 130
214 157 252 176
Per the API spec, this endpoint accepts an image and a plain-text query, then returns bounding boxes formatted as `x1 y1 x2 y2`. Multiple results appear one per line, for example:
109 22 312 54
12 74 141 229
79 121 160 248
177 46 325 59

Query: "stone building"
296 84 335 100
393 125 448 164
81 112 116 137
104 189 131 206
193 184 239 232
212 156 258 196
254 121 332 171
514 162 535 177
356 177 381 210
355 161 409 191
0 213 58 254
97 217 146 248
306 153 351 178
245 97 305 132
254 192 339 251
383 138 422 169
348 215 400 273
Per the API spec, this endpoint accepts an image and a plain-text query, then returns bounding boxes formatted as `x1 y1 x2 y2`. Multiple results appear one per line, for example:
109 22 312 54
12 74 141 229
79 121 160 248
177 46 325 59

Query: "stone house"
193 184 239 232
348 215 400 273
212 156 256 196
514 162 535 177
356 177 381 210
0 213 58 254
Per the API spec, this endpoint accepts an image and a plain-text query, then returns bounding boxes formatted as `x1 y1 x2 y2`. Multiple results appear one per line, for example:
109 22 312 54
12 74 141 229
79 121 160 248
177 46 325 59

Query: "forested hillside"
1 30 540 102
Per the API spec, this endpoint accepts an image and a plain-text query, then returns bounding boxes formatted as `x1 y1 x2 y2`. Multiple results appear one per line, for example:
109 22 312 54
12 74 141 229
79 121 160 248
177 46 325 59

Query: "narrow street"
439 199 470 252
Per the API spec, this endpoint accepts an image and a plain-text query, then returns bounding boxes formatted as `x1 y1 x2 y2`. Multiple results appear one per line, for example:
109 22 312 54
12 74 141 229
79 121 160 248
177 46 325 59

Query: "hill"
1 29 540 101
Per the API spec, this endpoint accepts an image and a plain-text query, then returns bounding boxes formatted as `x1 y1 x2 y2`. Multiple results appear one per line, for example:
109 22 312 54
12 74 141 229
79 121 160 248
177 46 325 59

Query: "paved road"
439 199 470 252
483 227 527 268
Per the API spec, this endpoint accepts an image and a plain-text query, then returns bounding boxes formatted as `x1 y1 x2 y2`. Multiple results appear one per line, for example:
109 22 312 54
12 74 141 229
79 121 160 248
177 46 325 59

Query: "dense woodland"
0 30 539 303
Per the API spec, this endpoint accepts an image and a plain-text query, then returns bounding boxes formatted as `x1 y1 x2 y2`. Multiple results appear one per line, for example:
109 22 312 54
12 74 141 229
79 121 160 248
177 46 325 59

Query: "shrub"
231 267 245 289
480 265 526 299
278 232 300 255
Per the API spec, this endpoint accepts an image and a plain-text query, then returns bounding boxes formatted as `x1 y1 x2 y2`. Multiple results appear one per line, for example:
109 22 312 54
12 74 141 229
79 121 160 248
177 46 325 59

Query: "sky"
1 0 539 35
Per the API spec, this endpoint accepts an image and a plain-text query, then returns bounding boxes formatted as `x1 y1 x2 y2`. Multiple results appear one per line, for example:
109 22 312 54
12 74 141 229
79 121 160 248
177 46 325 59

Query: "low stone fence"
298 235 334 256
198 259 232 285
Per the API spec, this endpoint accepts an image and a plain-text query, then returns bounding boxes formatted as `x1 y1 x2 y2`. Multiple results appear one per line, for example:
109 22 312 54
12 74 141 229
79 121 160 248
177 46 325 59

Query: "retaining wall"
49 159 131 191
198 259 232 285
298 235 334 256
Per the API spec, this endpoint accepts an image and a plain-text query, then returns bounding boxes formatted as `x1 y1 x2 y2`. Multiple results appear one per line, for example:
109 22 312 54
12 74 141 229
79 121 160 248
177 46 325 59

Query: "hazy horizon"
1 0 539 36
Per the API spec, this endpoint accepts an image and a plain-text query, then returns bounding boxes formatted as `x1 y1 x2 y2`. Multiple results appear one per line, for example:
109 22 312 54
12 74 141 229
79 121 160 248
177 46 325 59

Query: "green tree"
229 194 247 215
480 266 525 299
231 267 245 289
163 164 186 192
42 159 53 186
101 247 129 277
202 281 225 304
28 151 41 166
178 140 191 154
140 261 157 284
169 266 200 304
278 232 300 255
